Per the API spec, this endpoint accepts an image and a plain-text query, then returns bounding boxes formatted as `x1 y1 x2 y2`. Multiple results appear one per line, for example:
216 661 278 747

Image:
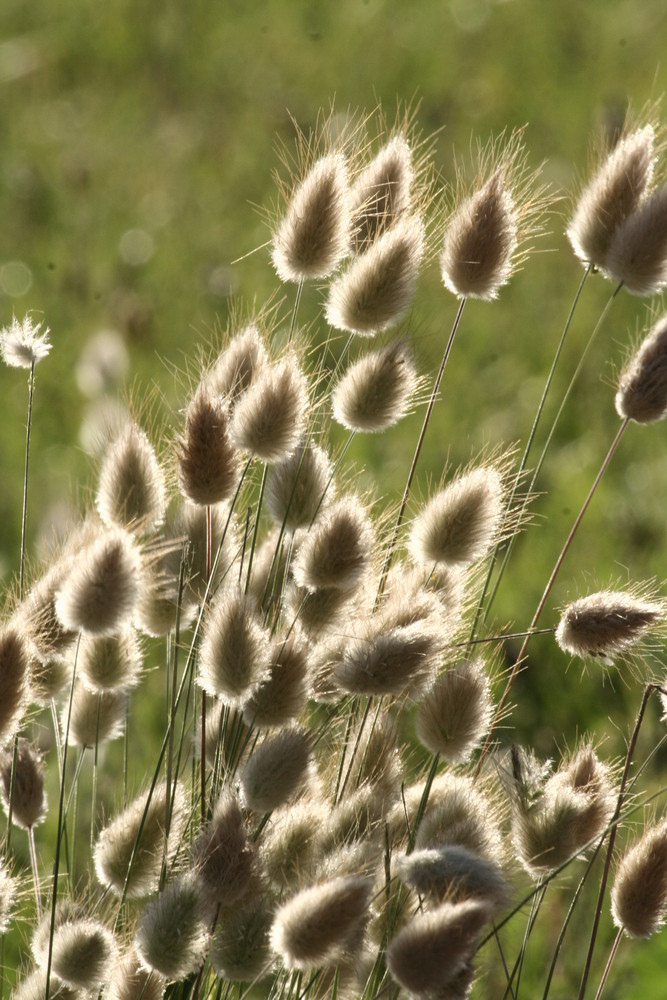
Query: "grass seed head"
240 726 313 814
265 442 334 533
270 874 372 970
177 385 239 505
603 182 667 294
78 627 142 694
210 899 274 981
334 618 443 698
0 313 51 369
106 947 166 1000
416 658 493 762
11 968 79 1000
260 799 324 891
242 632 310 727
396 845 509 912
134 872 210 981
616 312 667 423
65 682 128 748
17 561 78 660
230 354 309 463
407 774 503 863
0 858 17 933
199 586 272 705
326 215 424 335
192 789 256 908
555 588 664 661
272 151 351 283
96 422 167 531
332 339 419 433
350 134 414 251
0 738 46 829
50 918 116 992
611 818 667 938
292 495 373 592
0 624 30 745
206 323 268 404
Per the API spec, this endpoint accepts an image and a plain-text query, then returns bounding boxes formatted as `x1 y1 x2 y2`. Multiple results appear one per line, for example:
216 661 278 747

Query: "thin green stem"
593 927 624 1000
27 825 42 920
19 359 35 599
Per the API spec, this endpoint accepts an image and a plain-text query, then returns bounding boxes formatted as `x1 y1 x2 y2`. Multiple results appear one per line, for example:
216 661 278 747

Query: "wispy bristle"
261 799 324 890
230 354 309 463
96 422 167 531
292 495 373 592
0 738 46 829
240 726 313 813
272 152 351 283
134 872 210 980
415 658 493 762
350 134 413 251
265 442 334 532
611 819 667 938
206 323 268 404
177 385 239 505
332 339 419 433
603 182 667 295
199 586 272 705
616 312 667 423
555 588 664 661
326 215 424 336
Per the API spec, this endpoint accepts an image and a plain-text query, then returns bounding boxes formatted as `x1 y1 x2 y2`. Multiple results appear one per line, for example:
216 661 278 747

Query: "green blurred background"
2 0 667 993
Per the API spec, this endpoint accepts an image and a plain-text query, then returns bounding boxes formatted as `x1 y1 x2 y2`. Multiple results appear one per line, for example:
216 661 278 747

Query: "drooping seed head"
96 422 167 531
191 789 256 907
603 182 667 295
350 134 414 251
106 947 166 1000
555 588 664 661
177 385 239 505
50 918 117 992
210 899 274 981
0 738 46 829
332 339 419 433
240 726 313 814
616 312 667 423
199 586 272 705
272 151 351 283
55 527 143 637
206 323 268 404
230 354 309 463
94 781 186 898
396 845 509 912
409 466 505 568
567 124 656 270
265 442 334 533
292 495 373 592
0 625 30 745
242 632 310 727
611 819 667 938
65 682 128 748
387 899 491 998
270 874 372 970
326 215 424 336
79 627 142 694
416 658 493 762
134 872 210 980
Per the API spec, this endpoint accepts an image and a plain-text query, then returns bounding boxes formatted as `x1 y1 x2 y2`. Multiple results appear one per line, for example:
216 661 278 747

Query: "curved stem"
593 927 623 1000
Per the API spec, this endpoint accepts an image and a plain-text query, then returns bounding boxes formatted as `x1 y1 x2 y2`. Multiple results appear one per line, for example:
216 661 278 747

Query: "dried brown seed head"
555 588 664 661
177 385 239 505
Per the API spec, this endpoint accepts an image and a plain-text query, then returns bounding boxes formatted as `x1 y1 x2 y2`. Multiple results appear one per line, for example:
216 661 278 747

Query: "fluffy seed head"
0 313 51 368
0 625 30 745
400 773 502 863
272 151 351 283
211 900 273 981
555 588 664 661
288 582 356 639
191 789 255 907
334 618 443 698
416 659 493 762
97 422 167 531
17 561 78 660
177 385 238 505
199 586 272 704
409 466 504 568
230 355 309 463
261 799 323 890
603 182 667 294
616 313 667 423
265 442 334 532
206 323 268 404
350 134 414 250
50 918 116 991
28 652 72 705
55 527 143 636
332 339 419 433
292 495 373 592
387 900 491 997
396 845 509 912
134 872 210 980
94 781 185 898
242 633 309 727
11 969 78 1000
106 948 166 1000
0 738 46 829
240 726 313 813
65 682 128 748
567 124 656 270
612 819 667 938
326 215 424 336
270 874 372 970
0 858 17 933
79 628 142 694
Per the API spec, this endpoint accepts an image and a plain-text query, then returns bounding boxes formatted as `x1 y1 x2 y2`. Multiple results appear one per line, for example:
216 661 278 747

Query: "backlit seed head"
326 215 424 336
616 312 667 423
177 385 239 505
292 495 373 592
0 738 46 829
79 627 142 694
97 422 167 531
288 582 356 640
199 586 272 705
31 898 83 966
555 588 664 661
17 561 78 660
0 858 17 933
50 918 116 992
242 632 310 727
192 789 256 907
387 900 491 998
567 124 656 270
0 313 51 369
409 466 504 568
0 625 30 745
106 948 166 1000
28 652 72 705
261 799 324 891
206 323 268 405
396 845 509 912
611 819 667 938
240 726 313 813
350 134 414 251
210 899 274 981
134 872 210 980
334 618 443 698
604 183 667 295
265 442 334 533
230 355 309 463
270 874 372 970
416 658 493 762
65 682 128 748
197 696 249 772
12 968 79 1000
55 527 143 637
94 781 186 898
272 151 351 283
166 499 239 616
332 339 419 433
